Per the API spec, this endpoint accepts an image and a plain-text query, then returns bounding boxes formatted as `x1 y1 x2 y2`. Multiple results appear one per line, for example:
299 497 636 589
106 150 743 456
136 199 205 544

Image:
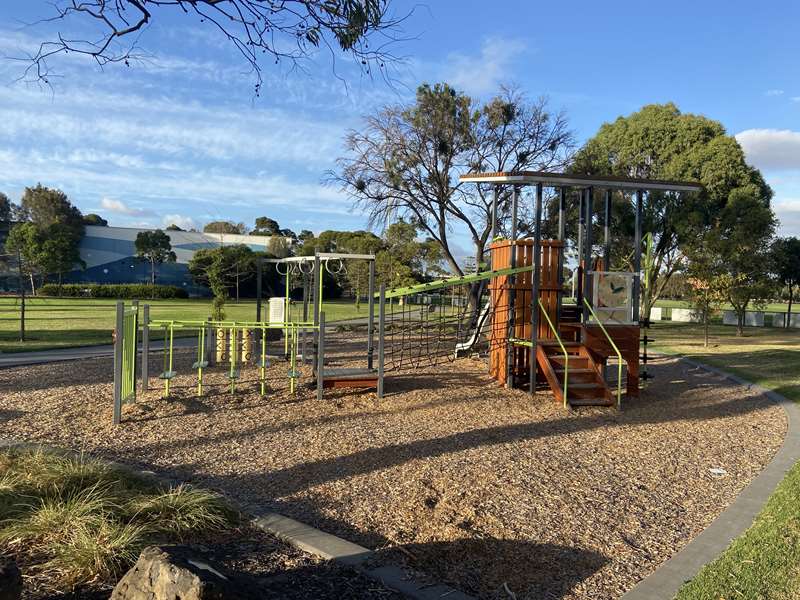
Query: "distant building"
66 225 287 295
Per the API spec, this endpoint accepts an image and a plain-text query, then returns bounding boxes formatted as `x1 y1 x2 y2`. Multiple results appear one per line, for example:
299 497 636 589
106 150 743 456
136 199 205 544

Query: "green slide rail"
583 298 623 408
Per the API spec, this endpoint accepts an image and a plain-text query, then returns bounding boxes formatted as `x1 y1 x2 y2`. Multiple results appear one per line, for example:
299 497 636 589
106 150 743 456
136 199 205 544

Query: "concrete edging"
254 512 475 600
622 356 800 599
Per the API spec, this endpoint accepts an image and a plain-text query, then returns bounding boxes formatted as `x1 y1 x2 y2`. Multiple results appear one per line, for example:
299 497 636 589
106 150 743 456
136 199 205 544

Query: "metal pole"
603 190 612 271
576 190 585 305
17 248 24 342
256 258 263 322
583 187 594 325
206 317 215 367
367 258 376 370
633 190 644 322
490 185 498 241
378 284 386 399
510 186 519 240
557 187 566 322
141 304 149 392
113 301 124 425
312 255 321 375
529 183 543 396
316 311 325 401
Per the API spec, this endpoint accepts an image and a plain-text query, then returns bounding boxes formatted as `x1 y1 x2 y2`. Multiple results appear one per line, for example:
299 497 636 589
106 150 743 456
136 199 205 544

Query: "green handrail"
538 298 569 408
583 298 623 408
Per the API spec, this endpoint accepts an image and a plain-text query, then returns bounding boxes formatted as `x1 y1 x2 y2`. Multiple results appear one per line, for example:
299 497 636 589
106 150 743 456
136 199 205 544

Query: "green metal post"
113 301 123 425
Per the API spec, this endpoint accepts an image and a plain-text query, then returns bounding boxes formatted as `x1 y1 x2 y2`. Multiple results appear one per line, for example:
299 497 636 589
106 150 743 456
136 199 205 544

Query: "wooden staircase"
536 341 614 407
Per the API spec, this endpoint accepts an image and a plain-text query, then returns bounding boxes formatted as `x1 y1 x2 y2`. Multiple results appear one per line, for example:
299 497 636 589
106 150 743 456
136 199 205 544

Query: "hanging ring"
325 258 345 274
275 262 289 276
298 260 314 275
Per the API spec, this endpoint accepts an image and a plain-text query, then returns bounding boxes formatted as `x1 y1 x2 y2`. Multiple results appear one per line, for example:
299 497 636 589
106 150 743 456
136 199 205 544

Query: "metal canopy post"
576 189 585 306
510 185 519 240
377 284 386 398
506 185 518 388
557 187 566 322
603 190 612 271
582 187 594 325
633 190 644 322
491 185 498 241
529 182 543 396
367 258 376 370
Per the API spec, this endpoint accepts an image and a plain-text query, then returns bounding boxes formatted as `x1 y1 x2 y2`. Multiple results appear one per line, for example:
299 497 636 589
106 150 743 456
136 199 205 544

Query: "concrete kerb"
622 355 800 600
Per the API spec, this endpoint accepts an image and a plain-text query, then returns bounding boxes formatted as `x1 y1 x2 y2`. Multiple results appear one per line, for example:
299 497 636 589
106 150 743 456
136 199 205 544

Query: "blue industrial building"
66 226 282 296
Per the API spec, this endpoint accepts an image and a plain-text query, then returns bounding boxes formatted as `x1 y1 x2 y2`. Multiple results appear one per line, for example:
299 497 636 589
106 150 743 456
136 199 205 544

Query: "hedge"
39 283 189 299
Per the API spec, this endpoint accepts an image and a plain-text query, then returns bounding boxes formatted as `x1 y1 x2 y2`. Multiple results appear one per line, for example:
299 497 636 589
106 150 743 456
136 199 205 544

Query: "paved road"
0 338 197 369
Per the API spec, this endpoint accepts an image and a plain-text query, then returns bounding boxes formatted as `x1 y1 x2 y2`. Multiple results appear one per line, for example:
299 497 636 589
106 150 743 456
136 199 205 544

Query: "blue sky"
0 0 798 246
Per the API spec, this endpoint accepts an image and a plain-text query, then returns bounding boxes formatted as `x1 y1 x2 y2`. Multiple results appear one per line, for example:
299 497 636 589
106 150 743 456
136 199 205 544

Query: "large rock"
112 546 261 600
0 557 22 600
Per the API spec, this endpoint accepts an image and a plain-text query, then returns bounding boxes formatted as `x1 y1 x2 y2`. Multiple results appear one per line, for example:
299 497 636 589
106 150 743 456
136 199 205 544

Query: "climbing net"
384 283 489 371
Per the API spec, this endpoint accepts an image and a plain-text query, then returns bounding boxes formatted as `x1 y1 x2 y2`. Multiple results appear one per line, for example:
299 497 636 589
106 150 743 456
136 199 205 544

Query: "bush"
39 283 188 299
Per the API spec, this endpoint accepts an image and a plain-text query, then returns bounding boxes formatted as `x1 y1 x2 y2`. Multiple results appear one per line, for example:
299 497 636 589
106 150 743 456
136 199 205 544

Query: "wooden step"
554 367 597 383
569 396 614 407
550 356 590 369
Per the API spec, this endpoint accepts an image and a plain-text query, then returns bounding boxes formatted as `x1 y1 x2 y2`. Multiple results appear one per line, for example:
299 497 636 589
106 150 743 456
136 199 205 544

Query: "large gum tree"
570 103 773 319
331 83 574 276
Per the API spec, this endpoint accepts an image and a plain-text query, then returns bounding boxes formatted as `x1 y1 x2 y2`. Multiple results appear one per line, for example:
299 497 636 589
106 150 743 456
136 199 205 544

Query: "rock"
0 557 22 600
111 546 263 600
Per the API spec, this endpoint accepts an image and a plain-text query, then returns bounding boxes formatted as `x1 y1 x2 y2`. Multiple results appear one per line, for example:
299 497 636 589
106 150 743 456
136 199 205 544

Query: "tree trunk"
150 260 156 286
787 284 794 329
29 273 36 296
737 311 744 337
704 308 709 348
236 270 240 303
58 272 63 297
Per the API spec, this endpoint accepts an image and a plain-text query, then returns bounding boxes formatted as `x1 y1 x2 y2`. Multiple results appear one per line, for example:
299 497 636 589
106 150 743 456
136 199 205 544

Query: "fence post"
141 303 148 392
113 301 124 425
316 312 325 401
378 284 385 399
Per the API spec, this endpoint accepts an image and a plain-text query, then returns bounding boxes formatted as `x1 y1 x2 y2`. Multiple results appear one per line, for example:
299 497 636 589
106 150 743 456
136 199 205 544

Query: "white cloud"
773 197 800 237
162 214 197 230
445 37 527 95
100 198 151 216
735 129 800 171
792 97 800 103
765 89 785 96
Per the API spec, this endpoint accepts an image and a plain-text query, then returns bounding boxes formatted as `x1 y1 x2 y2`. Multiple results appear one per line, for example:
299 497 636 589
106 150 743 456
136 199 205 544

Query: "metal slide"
454 299 492 357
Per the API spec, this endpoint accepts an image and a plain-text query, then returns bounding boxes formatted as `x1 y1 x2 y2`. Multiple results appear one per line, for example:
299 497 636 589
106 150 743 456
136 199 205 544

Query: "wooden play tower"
460 171 702 408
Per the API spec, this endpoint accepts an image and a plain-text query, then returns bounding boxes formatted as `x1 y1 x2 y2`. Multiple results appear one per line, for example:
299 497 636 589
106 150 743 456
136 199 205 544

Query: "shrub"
39 283 189 299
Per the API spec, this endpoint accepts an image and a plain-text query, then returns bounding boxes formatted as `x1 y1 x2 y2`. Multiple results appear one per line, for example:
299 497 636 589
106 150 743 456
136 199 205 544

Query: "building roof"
458 171 702 192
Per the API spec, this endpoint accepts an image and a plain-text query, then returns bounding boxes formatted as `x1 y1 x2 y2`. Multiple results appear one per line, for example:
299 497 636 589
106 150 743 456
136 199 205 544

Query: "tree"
772 237 800 327
83 213 108 226
22 1 408 93
252 217 281 236
685 236 733 348
331 83 574 276
135 230 176 285
204 221 246 235
20 185 84 234
0 193 11 224
4 222 45 294
268 237 291 259
571 103 772 320
188 245 255 304
165 223 183 231
39 224 86 293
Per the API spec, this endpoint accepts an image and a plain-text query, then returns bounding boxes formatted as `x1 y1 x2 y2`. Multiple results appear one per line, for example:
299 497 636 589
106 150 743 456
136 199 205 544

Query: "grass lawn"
0 296 379 353
651 322 800 599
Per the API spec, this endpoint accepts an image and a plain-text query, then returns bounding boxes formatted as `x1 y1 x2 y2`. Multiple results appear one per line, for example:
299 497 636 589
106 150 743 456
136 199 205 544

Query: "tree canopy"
22 0 408 93
83 213 108 226
135 230 176 285
203 221 247 235
332 83 574 275
571 103 773 318
771 237 800 325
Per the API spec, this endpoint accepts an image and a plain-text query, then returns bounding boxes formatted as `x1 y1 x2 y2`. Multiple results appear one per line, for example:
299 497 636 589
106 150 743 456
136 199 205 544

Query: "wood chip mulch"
0 341 787 600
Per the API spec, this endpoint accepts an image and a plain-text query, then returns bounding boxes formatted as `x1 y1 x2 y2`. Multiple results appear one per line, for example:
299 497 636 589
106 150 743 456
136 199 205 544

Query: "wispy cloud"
445 37 528 96
100 198 151 216
162 214 197 230
773 197 800 237
791 97 800 103
736 129 800 171
765 89 785 96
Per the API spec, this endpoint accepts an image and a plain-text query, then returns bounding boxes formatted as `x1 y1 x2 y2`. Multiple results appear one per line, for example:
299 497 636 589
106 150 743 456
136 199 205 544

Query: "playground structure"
112 252 383 424
112 171 703 422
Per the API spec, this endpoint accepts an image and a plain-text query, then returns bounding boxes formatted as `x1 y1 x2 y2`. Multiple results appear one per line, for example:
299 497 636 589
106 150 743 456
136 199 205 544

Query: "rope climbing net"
383 283 486 371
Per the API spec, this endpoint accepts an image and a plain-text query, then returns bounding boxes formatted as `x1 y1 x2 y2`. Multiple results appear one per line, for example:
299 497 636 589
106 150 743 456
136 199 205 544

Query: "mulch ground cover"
0 338 786 600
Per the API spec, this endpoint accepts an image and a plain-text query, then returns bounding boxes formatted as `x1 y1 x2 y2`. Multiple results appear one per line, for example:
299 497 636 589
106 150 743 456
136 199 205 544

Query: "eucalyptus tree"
332 83 573 276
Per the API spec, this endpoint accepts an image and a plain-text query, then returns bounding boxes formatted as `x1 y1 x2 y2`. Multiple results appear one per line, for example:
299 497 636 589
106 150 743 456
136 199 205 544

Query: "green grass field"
650 322 800 599
0 296 379 353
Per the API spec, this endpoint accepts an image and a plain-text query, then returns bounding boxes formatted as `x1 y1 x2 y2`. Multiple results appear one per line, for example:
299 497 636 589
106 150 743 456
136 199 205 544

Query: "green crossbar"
378 264 535 299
